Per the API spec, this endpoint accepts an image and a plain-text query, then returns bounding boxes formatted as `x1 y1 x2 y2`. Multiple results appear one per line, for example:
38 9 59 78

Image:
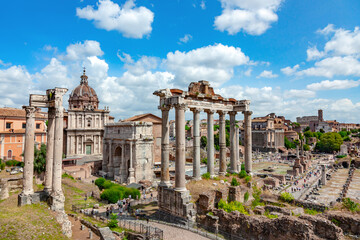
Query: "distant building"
64 70 110 164
122 113 162 163
0 107 47 161
242 113 285 152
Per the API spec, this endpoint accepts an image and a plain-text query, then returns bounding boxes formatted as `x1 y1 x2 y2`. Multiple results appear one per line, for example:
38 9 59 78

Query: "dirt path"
69 216 100 240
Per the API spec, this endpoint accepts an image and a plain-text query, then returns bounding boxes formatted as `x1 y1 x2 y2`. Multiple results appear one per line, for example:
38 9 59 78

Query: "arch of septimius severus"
154 80 252 222
18 87 68 212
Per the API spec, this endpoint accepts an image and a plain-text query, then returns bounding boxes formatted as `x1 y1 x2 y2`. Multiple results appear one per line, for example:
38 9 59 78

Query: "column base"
18 191 49 206
159 181 172 188
192 176 202 181
174 187 187 192
49 192 65 212
218 172 226 176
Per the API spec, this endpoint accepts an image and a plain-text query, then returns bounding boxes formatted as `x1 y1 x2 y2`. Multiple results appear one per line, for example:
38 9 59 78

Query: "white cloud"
0 66 32 107
43 45 58 53
284 89 316 99
257 70 278 78
298 56 360 78
200 1 206 10
165 43 249 87
0 59 11 67
330 98 360 112
306 79 360 91
306 46 324 61
323 26 360 56
214 0 283 35
244 68 252 76
178 34 192 44
62 40 103 61
76 0 154 39
281 64 299 75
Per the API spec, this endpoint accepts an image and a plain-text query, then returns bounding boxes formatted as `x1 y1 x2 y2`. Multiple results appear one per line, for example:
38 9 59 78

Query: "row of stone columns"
159 104 253 191
20 88 67 211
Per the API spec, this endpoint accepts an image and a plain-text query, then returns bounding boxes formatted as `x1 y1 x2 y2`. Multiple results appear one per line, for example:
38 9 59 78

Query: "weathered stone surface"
200 209 344 240
264 205 291 215
253 206 265 215
98 227 115 240
324 211 360 236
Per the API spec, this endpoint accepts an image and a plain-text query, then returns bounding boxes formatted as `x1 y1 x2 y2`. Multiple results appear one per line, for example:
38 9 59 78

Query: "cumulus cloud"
214 0 283 35
281 64 299 75
165 43 249 87
62 40 103 61
306 46 324 61
178 34 192 44
200 1 206 10
76 0 154 39
0 59 11 67
306 79 360 91
284 89 316 99
257 70 278 78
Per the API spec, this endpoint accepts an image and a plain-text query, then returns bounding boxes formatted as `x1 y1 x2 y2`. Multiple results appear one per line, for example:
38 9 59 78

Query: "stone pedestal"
157 186 195 223
228 186 241 203
18 191 49 206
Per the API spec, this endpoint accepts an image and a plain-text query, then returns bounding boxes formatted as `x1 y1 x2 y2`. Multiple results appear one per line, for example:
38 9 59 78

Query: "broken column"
206 109 215 177
175 104 186 191
229 111 237 173
321 165 326 185
218 110 227 176
18 106 36 206
44 108 55 193
160 106 171 186
244 111 252 174
50 88 67 211
192 108 201 180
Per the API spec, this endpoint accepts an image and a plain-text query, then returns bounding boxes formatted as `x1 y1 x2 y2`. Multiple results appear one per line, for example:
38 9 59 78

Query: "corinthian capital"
23 106 37 118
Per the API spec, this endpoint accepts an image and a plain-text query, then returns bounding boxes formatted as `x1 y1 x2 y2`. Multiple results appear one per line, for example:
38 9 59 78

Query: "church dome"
69 69 99 110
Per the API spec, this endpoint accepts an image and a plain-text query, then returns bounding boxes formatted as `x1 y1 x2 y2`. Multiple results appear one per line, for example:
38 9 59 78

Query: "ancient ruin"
101 121 154 184
154 80 252 222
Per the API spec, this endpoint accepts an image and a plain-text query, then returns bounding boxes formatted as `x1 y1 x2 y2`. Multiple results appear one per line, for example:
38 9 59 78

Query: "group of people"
105 198 132 218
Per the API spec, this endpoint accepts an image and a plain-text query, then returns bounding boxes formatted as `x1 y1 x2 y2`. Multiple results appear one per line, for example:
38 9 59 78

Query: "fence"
118 219 163 240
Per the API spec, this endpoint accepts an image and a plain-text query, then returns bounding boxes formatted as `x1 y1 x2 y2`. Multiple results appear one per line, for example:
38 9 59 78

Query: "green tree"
34 144 47 174
284 137 296 149
315 132 343 153
200 136 207 148
303 126 310 132
338 131 349 138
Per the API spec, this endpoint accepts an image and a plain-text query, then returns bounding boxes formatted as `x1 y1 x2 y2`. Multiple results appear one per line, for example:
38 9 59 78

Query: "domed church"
64 69 110 160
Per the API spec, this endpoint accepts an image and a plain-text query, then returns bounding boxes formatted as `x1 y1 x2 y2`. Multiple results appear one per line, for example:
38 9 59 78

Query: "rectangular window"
22 123 26 128
86 145 91 155
36 123 41 129
6 122 11 129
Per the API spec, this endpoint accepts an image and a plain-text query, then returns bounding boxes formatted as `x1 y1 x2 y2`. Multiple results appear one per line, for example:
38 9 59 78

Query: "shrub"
95 177 106 190
244 191 249 203
264 210 278 219
201 158 207 164
218 199 248 215
241 163 245 171
336 155 347 158
202 172 211 179
0 158 2 164
102 180 115 189
304 208 320 215
207 211 214 216
107 213 118 229
231 177 239 186
343 198 360 212
244 175 252 183
62 173 74 180
213 176 220 181
0 163 5 170
279 192 294 203
225 173 230 177
238 170 247 179
100 183 141 203
5 160 21 167
251 186 263 208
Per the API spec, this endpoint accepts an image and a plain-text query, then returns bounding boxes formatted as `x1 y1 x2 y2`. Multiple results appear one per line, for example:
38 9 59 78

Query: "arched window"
7 150 12 159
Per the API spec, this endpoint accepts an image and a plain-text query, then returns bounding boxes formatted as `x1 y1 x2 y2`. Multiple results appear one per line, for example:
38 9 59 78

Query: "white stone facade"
102 122 154 184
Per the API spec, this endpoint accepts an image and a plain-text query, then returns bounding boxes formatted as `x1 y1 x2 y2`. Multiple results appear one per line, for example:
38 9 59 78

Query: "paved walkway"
348 169 360 201
146 221 210 240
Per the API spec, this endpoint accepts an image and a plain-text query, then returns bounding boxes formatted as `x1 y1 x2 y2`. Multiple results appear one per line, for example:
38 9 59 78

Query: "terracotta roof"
252 119 268 123
0 108 47 119
123 113 161 123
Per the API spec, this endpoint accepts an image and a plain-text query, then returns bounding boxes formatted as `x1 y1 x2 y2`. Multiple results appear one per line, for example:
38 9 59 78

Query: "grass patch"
343 198 360 212
218 199 249 215
264 210 278 219
304 208 320 215
202 172 211 179
279 192 294 203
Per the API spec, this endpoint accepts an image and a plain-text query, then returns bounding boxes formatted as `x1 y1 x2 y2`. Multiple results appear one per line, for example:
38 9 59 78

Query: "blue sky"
1 0 360 122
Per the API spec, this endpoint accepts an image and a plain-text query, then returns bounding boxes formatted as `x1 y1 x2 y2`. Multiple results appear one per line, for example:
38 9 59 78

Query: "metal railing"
118 219 163 240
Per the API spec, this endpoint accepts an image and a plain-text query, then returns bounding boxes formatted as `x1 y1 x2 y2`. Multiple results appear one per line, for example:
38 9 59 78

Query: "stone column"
321 165 326 185
160 106 171 187
192 108 201 180
206 110 215 178
244 111 253 174
218 111 227 176
22 106 37 196
175 104 186 191
50 88 67 211
44 108 55 193
128 141 135 184
229 111 237 173
107 140 114 178
102 141 108 172
236 126 239 171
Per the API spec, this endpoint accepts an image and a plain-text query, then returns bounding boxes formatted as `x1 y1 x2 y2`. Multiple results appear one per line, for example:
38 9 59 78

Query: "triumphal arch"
154 80 252 222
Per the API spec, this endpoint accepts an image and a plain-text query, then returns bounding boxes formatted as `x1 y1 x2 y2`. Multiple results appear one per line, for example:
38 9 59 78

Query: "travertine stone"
321 165 326 185
127 141 135 184
244 111 253 174
218 111 227 176
22 106 37 196
192 108 201 180
44 108 55 193
175 104 186 191
206 110 215 178
229 111 237 173
107 140 114 178
160 106 171 186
